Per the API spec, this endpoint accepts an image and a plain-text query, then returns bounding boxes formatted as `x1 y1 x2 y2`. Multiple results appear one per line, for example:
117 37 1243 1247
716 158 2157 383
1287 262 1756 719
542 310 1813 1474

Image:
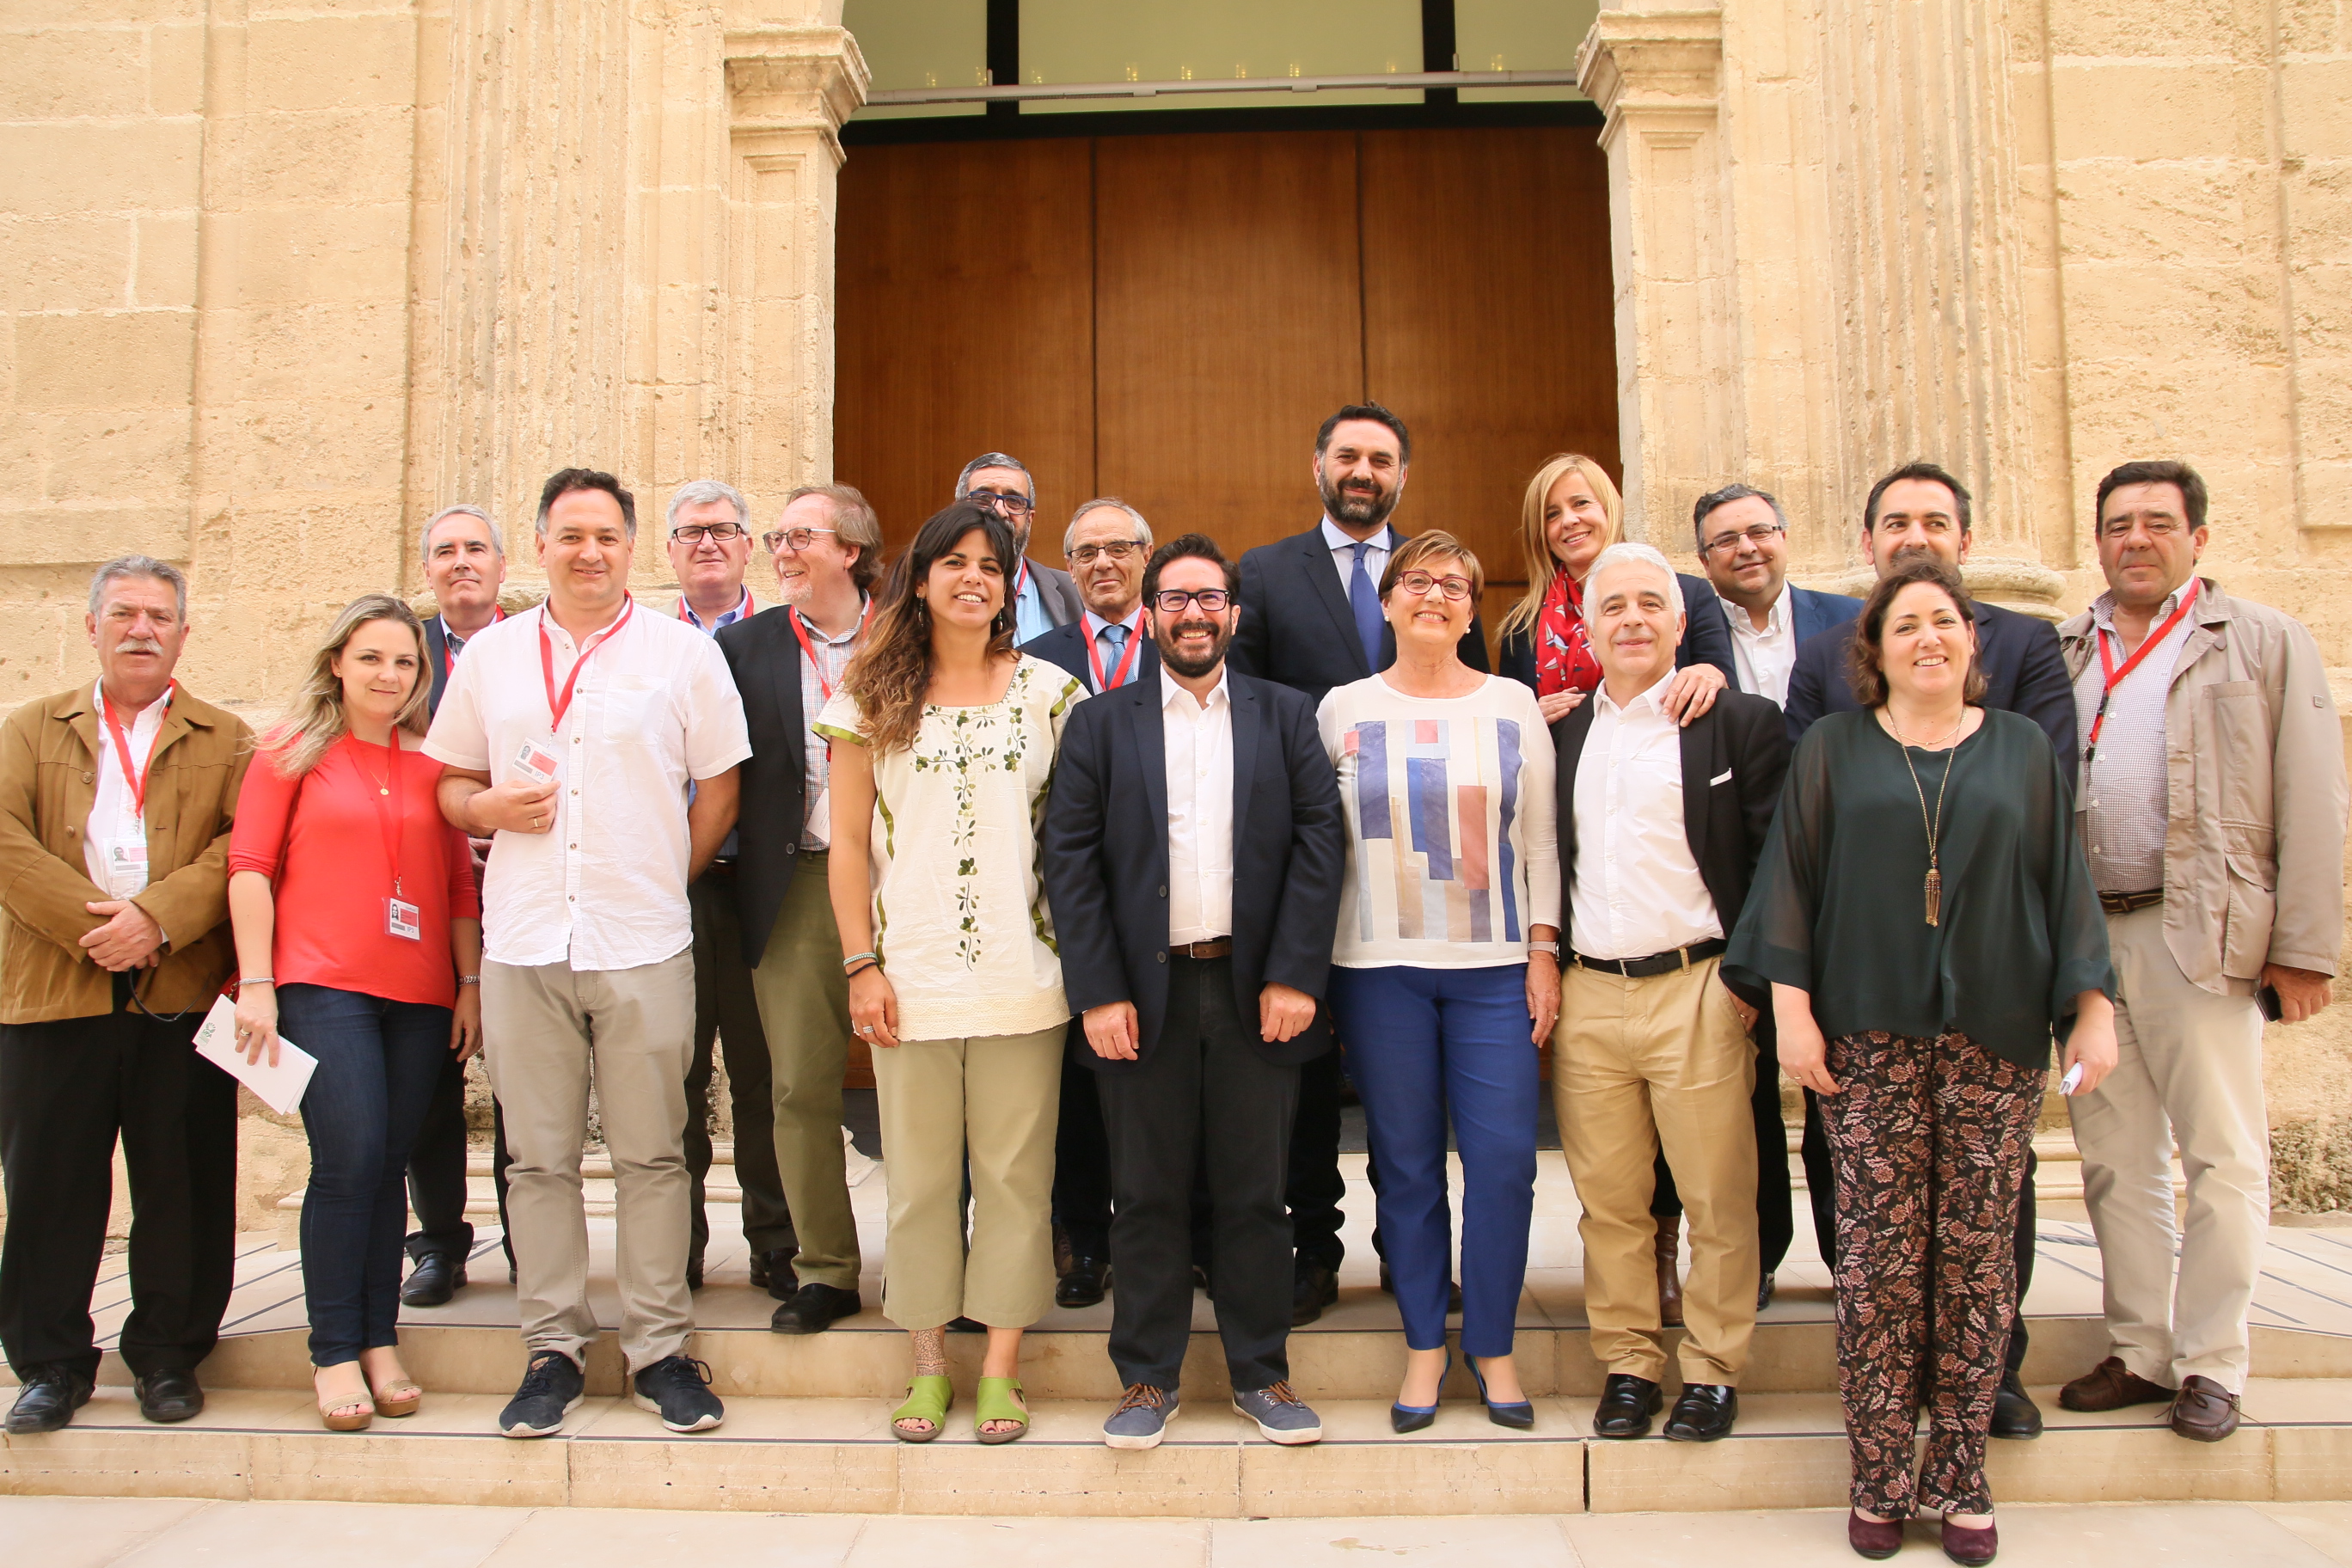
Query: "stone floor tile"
847 1514 1208 1568
2258 1503 2352 1565
0 1495 209 1568
481 1504 869 1565
105 1497 529 1568
1208 1513 1579 1568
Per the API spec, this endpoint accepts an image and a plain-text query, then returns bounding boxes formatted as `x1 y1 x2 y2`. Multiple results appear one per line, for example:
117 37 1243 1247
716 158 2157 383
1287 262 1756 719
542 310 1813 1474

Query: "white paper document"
192 993 318 1114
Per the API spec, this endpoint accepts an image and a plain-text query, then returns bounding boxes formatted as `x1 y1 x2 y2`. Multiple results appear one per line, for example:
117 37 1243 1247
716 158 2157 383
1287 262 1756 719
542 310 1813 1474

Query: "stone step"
2 1379 2340 1516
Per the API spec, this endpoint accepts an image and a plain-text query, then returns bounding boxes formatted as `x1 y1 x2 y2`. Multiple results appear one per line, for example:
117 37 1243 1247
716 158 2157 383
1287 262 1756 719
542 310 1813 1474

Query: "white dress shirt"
1717 586 1797 707
1568 675 1724 961
424 600 752 971
1164 666 1236 945
85 680 169 897
1321 517 1393 594
2072 582 2199 893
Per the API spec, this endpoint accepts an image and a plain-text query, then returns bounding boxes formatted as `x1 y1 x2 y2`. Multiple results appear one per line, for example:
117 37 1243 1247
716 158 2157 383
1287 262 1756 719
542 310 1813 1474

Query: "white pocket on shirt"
600 677 663 742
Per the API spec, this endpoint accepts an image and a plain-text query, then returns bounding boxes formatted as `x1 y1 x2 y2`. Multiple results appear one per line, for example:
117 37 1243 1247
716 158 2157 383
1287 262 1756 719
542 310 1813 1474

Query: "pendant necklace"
1886 708 1966 925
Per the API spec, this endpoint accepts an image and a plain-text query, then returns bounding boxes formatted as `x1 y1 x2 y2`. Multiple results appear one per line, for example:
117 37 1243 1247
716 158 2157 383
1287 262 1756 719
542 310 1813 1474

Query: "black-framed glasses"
671 522 747 545
967 488 1035 516
763 525 838 554
1152 588 1231 614
1698 523 1785 557
1393 571 1473 602
1069 541 1142 566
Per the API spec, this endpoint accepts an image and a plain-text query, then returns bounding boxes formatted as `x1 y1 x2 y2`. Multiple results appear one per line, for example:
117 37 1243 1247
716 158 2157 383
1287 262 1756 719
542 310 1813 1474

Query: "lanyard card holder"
385 892 422 941
511 736 560 785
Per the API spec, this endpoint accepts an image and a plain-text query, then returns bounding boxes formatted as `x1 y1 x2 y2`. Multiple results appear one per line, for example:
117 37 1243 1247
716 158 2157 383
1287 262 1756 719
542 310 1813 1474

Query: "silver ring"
860 1025 873 1035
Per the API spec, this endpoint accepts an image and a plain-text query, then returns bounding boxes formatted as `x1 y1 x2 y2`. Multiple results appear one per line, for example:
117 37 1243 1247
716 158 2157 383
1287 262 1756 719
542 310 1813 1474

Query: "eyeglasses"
1699 523 1786 558
967 489 1035 517
1152 588 1231 613
762 525 838 554
1069 541 1142 566
671 523 747 545
1393 572 1473 602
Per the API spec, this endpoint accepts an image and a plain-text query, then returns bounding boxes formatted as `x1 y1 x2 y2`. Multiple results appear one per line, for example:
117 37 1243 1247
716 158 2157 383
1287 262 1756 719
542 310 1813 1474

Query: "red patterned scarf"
1534 570 1602 697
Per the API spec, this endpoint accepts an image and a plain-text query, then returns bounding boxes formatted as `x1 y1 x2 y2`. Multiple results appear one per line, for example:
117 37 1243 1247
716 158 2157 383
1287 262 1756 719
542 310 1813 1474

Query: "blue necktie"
1097 623 1129 688
1349 540 1384 672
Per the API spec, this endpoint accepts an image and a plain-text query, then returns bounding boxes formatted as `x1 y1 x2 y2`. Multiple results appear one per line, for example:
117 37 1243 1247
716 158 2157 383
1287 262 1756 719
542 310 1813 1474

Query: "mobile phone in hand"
2258 984 2284 1023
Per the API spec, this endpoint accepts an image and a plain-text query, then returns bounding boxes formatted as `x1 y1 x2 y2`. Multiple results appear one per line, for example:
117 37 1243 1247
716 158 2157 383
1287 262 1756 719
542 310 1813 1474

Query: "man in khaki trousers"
2056 461 2347 1442
1549 544 1791 1443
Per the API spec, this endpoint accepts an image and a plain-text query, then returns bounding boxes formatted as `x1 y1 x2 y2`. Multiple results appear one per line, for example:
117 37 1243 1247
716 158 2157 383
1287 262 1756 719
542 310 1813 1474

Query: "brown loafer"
2059 1356 2175 1412
1940 1517 1998 1565
2169 1375 2240 1442
1848 1511 1905 1560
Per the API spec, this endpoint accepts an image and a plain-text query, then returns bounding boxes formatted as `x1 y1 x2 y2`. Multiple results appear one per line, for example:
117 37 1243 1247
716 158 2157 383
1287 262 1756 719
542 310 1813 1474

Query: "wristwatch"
1527 941 1561 959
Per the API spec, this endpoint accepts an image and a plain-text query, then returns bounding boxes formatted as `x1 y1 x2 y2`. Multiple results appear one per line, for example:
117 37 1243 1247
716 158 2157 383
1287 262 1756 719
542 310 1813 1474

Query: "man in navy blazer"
1044 534 1346 1450
1688 484 1862 707
1226 403 1481 1323
1778 460 2071 1445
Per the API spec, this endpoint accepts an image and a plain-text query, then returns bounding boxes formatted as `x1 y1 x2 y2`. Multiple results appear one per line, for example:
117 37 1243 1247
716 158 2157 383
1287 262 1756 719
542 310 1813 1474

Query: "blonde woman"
227 594 481 1430
1495 454 1736 724
817 502 1084 1445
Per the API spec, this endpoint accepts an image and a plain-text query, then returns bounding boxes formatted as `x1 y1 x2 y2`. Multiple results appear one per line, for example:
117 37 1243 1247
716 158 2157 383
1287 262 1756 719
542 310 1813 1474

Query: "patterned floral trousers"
1819 1030 2044 1517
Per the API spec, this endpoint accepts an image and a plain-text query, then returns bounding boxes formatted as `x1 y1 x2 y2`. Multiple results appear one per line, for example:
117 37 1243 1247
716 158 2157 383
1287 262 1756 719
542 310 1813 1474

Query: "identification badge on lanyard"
103 838 150 898
511 736 561 785
385 894 422 941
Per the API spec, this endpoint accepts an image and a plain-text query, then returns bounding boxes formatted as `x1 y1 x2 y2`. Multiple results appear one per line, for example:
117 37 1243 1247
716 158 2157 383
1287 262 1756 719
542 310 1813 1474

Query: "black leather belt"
2100 888 2163 916
1172 939 1233 959
1570 937 1727 979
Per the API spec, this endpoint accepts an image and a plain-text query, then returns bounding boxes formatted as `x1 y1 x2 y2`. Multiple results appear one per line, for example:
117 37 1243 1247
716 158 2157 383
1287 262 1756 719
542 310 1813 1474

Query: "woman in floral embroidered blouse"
818 502 1084 1447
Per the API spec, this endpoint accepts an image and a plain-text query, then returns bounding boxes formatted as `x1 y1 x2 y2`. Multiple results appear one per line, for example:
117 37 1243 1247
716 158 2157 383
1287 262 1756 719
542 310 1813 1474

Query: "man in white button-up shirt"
1043 535 1346 1452
428 469 750 1441
1551 543 1791 1446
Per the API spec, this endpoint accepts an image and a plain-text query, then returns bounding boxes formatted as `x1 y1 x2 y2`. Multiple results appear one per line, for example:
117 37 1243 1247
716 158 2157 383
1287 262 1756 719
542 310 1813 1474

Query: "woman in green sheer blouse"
1725 561 2117 1564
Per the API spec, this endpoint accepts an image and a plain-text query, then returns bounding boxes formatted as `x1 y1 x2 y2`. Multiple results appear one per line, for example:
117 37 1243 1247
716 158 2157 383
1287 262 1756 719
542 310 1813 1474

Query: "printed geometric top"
815 654 1085 1042
1315 672 1560 970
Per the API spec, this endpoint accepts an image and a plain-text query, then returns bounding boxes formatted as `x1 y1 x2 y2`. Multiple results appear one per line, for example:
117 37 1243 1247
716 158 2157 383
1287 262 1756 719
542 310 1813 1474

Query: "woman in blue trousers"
1315 531 1561 1430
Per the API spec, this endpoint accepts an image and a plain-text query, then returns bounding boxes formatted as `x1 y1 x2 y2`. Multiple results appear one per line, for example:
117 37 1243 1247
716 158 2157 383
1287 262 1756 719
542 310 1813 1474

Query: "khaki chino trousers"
1553 956 1760 1385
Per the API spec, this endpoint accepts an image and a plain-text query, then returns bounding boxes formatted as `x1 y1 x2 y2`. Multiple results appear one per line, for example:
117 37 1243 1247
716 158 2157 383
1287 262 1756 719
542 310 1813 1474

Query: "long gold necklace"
1885 708 1966 925
355 733 393 795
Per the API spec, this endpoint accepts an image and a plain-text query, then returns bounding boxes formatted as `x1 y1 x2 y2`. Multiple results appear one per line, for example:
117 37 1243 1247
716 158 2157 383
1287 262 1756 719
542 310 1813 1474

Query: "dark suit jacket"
1783 597 2078 785
1042 669 1346 1069
713 606 815 966
1020 617 1161 695
1552 687 1792 1005
425 616 454 716
1025 560 1083 628
1684 585 1863 696
1229 524 1490 710
1498 573 1737 693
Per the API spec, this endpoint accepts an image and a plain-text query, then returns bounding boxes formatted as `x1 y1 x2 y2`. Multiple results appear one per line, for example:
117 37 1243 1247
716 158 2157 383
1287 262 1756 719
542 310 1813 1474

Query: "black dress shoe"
748 1247 799 1298
1291 1259 1339 1326
1375 1260 1463 1313
400 1253 466 1308
1989 1370 2042 1440
1591 1373 1663 1439
1056 1255 1110 1309
1663 1381 1738 1442
5 1365 93 1434
1757 1271 1777 1311
134 1368 204 1424
769 1281 861 1335
946 1315 987 1333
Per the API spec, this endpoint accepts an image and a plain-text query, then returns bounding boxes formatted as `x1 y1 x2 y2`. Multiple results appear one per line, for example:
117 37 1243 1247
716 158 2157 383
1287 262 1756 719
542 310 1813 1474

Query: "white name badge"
385 896 422 941
805 784 830 848
103 839 150 898
511 737 560 785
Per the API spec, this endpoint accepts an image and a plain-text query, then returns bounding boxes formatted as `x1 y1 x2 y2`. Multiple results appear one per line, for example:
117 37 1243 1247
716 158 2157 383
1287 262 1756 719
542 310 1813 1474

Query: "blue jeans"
1332 964 1538 1359
281 983 451 1367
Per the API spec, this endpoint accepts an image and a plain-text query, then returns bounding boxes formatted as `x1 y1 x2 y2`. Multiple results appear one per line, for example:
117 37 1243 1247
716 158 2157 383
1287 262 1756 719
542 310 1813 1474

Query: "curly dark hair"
839 503 1020 755
1847 559 1988 708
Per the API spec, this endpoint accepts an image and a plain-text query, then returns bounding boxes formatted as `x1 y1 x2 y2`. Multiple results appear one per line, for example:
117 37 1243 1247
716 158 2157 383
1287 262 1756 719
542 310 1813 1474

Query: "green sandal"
974 1375 1029 1445
891 1375 953 1442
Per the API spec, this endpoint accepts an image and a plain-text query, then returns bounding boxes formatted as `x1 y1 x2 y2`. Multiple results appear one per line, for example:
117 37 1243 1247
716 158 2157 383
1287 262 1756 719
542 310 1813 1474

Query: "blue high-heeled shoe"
1469 1357 1535 1430
1390 1349 1451 1434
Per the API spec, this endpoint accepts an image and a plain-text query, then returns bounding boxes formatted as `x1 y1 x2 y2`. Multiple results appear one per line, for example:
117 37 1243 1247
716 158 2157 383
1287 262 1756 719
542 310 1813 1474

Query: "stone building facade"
1 0 2346 1213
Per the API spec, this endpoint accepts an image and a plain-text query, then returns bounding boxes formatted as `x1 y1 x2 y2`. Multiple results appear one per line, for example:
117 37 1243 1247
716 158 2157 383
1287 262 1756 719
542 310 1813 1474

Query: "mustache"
115 636 165 655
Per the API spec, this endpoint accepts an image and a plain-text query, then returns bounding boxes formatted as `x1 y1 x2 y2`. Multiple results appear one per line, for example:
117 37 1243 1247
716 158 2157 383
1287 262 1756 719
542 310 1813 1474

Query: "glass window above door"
1455 0 1599 101
843 0 987 120
1020 0 1424 113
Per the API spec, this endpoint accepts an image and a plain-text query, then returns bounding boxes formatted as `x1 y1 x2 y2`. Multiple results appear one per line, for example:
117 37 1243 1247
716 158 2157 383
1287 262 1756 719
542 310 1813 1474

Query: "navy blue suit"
1498 573 1737 693
1686 584 1863 692
1020 617 1160 695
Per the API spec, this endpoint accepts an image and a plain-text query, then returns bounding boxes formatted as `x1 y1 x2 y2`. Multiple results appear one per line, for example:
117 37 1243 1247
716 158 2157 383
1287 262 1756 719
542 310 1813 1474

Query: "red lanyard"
99 682 173 818
353 735 405 897
2084 579 2199 765
442 606 503 679
677 587 754 627
788 599 873 703
1085 616 1144 691
538 597 635 734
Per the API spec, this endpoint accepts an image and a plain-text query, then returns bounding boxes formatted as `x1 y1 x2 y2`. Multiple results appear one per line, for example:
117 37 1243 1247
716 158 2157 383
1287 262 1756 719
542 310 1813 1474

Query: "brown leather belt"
2099 888 2164 916
1571 937 1728 979
1171 939 1233 960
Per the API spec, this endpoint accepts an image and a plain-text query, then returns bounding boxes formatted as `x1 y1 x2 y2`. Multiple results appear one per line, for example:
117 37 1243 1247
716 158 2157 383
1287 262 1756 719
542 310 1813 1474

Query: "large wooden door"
836 126 1618 615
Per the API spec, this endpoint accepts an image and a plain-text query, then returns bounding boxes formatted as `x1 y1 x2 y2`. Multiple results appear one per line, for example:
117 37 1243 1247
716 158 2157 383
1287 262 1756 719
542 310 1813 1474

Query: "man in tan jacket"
2055 461 2348 1443
0 556 252 1434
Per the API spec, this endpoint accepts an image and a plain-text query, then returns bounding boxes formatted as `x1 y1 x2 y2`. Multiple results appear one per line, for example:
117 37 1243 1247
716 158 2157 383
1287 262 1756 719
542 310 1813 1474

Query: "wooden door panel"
1360 127 1619 596
835 139 1096 549
1093 132 1366 561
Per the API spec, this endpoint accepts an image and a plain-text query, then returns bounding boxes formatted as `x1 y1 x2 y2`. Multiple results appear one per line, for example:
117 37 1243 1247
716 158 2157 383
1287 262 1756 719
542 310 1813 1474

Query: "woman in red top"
228 593 481 1430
